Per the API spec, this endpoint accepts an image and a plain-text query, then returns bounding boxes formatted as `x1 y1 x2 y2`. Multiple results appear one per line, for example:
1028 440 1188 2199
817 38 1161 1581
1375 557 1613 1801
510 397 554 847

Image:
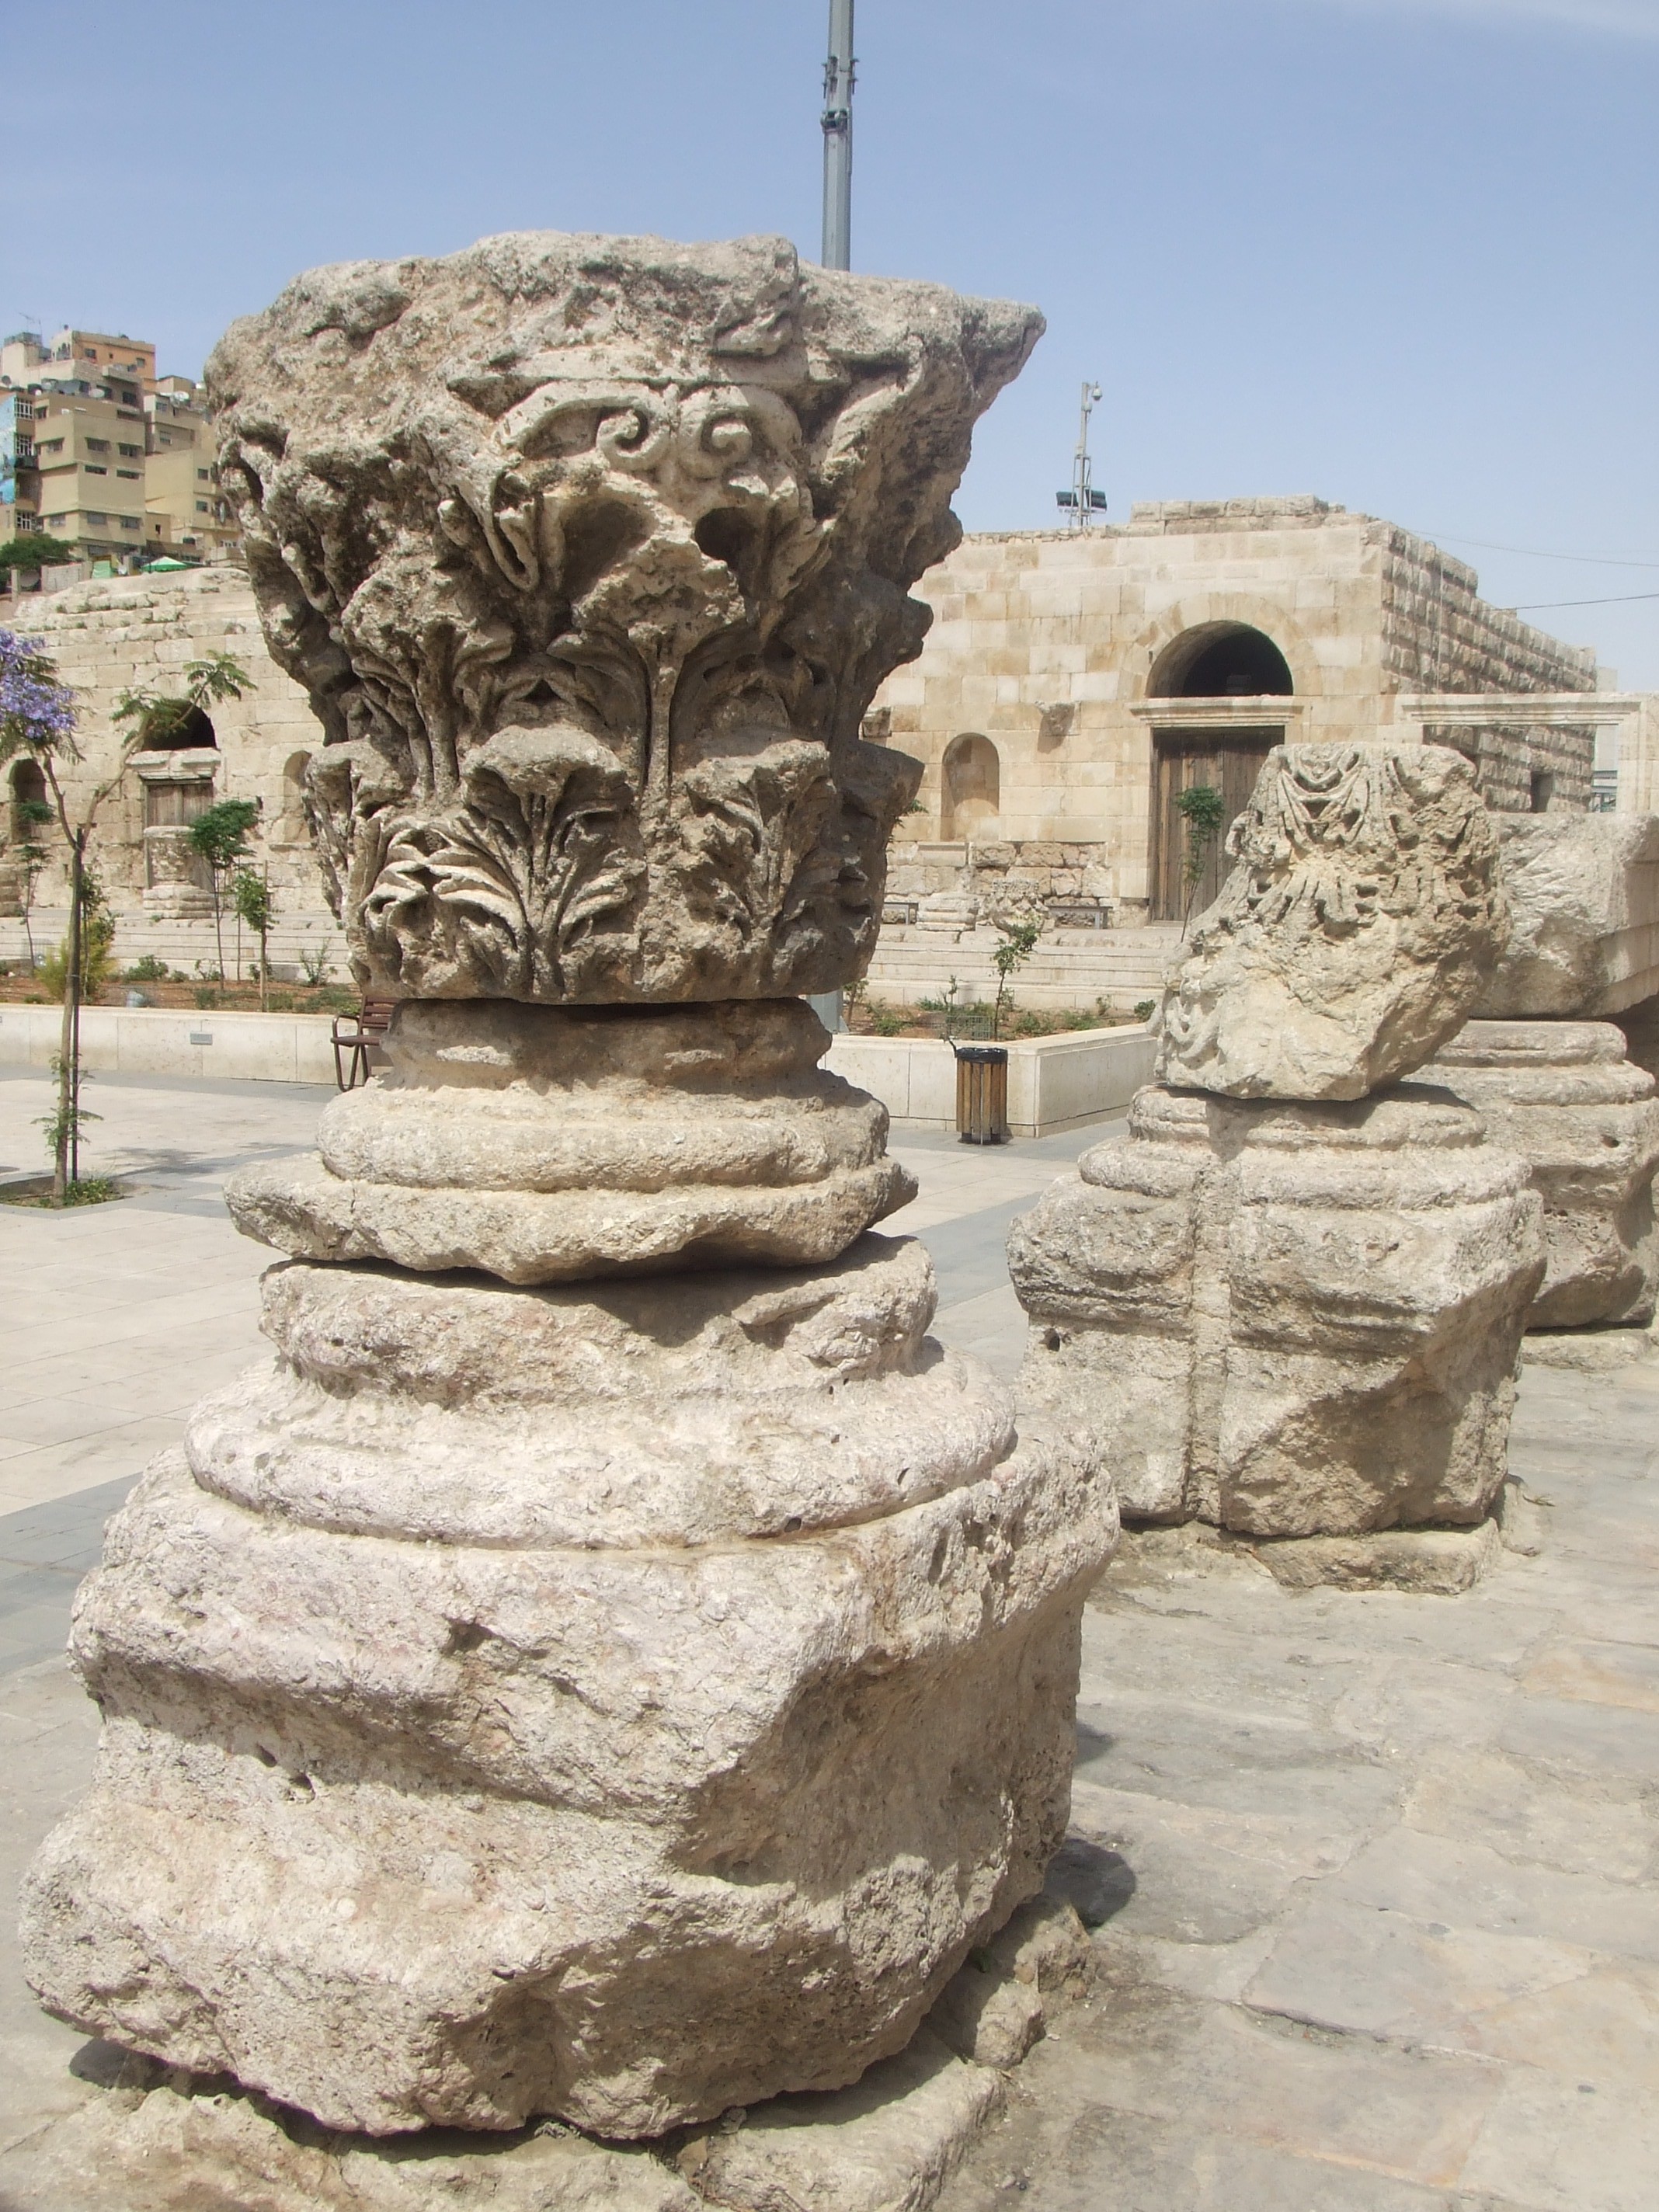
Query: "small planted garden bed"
0 1174 127 1209
0 971 357 1015
843 994 1151 1042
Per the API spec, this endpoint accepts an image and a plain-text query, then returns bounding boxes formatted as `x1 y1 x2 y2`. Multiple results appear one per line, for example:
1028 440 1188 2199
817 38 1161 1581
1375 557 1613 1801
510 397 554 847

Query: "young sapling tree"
188 799 260 983
232 865 276 1009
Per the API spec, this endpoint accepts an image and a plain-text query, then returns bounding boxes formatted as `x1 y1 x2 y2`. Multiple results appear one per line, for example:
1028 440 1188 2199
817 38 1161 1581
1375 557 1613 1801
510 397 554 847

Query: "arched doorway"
1146 624 1292 920
1148 623 1293 702
941 733 1000 840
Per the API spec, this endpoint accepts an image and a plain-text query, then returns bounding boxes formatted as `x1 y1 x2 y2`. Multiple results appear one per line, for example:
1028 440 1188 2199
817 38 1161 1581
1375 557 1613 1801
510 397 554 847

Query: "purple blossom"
0 627 78 755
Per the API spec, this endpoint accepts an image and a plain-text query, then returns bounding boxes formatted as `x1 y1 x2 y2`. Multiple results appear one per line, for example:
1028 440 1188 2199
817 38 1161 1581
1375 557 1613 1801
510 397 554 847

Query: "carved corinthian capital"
207 232 1042 1002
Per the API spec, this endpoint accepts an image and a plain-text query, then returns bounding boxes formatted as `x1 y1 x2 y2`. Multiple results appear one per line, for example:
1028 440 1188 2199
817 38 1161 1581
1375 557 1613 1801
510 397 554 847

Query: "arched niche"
941 732 1000 840
276 750 314 843
9 756 48 845
1148 622 1293 700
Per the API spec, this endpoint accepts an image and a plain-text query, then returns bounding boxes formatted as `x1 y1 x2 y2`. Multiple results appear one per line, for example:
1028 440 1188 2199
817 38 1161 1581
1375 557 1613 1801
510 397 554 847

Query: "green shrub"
121 955 171 983
40 910 116 1002
1134 999 1156 1022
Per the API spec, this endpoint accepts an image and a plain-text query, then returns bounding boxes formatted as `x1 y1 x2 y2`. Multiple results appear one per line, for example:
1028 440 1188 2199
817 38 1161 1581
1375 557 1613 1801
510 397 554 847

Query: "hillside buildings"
0 325 232 566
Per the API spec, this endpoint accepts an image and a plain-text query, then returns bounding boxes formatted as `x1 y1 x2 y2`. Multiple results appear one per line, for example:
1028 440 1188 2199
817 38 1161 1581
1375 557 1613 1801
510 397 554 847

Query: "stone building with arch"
0 501 1641 1007
0 565 343 977
867 496 1616 1001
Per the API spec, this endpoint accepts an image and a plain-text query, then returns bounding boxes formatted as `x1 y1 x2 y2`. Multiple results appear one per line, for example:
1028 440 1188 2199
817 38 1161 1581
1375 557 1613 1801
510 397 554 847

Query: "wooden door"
1149 731 1279 922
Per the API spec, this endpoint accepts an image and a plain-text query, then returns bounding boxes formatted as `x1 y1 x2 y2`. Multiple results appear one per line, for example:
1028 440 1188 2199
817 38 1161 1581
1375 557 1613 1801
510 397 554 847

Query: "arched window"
137 701 217 749
941 733 1000 840
9 757 48 845
1149 623 1293 700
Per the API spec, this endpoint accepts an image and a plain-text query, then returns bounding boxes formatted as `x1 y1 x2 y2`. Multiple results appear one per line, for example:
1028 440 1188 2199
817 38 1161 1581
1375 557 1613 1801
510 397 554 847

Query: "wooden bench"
331 998 398 1090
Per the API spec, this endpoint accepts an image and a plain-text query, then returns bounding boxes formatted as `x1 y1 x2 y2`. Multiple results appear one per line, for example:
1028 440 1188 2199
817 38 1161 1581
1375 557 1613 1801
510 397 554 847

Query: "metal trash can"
954 1043 1010 1145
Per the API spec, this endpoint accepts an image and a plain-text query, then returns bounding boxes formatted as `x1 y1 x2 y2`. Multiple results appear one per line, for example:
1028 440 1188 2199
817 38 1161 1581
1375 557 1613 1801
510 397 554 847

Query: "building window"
118 443 141 457
195 501 209 513
84 464 107 476
41 438 64 454
117 468 141 479
85 437 110 453
120 516 141 530
85 510 107 524
46 513 68 528
197 468 210 481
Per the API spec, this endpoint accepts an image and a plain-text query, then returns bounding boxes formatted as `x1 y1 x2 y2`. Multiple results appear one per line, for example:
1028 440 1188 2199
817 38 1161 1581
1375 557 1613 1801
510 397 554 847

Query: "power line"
1512 591 1659 610
1428 531 1659 571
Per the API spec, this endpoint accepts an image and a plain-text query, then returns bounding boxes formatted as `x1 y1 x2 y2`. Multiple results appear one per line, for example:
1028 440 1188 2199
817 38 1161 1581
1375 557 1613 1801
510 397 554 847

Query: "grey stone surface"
1424 1017 1659 1330
1010 1082 1544 1535
1478 811 1659 1019
1155 745 1507 1101
930 1346 1659 2212
228 1000 917 1283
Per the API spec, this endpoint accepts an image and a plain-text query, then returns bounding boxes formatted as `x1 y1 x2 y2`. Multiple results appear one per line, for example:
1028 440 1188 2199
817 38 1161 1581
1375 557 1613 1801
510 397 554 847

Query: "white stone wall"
0 567 341 972
871 499 1600 918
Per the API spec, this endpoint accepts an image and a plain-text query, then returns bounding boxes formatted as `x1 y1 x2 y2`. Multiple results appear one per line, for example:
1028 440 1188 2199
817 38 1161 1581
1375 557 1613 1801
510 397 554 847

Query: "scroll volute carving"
208 231 1042 1003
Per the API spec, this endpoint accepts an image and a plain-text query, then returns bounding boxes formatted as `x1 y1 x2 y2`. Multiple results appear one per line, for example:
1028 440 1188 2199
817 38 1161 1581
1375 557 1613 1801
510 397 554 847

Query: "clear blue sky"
6 0 1656 680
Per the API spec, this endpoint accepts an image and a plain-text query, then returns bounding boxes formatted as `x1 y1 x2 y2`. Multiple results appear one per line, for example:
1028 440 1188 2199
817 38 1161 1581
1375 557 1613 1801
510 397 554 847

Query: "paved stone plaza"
2 1069 1657 2207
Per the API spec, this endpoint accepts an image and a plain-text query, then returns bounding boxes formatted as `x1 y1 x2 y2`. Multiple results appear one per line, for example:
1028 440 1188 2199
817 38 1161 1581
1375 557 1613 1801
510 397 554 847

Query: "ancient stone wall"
868 499 1606 928
1379 526 1598 812
0 568 336 967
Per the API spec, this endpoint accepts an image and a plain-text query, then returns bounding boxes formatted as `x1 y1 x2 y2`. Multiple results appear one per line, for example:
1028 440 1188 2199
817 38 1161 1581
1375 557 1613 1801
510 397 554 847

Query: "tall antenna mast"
821 0 855 270
1056 381 1106 530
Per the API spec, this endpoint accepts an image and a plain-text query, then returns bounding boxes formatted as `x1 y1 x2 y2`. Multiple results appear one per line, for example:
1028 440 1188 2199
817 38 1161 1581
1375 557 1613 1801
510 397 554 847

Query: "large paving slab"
936 1349 1659 2212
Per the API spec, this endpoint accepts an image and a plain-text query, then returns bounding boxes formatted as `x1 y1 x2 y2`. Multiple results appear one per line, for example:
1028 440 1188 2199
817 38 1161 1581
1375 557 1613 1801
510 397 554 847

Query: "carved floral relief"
208 232 1042 1001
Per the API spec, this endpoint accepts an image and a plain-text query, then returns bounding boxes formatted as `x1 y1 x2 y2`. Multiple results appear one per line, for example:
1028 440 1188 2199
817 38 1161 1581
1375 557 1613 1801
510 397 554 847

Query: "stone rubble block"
1477 812 1659 1019
23 1391 1113 2138
1008 1083 1544 1535
1424 1018 1659 1330
678 2031 1003 2212
227 999 916 1283
185 1240 1015 1549
927 1894 1094 2070
1156 745 1507 1101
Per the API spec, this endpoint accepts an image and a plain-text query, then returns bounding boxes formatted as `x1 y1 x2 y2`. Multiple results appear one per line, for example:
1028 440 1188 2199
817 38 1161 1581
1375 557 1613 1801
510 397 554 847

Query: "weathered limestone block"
1156 746 1507 1100
1422 1019 1659 1330
207 233 1042 1006
186 1240 1012 1549
1008 1084 1544 1534
227 999 913 1282
21 233 1101 2155
23 1299 1111 2134
1477 813 1659 1018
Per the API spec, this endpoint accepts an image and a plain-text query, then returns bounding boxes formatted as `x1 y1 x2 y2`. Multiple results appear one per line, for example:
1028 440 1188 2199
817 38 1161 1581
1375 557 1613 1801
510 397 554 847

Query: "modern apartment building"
144 379 235 555
0 388 44 544
0 328 233 565
30 380 153 565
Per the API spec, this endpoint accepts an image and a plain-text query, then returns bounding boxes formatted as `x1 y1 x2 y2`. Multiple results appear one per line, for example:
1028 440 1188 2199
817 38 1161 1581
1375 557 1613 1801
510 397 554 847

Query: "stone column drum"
20 235 1118 2139
1010 744 1546 1538
1424 1020 1659 1331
